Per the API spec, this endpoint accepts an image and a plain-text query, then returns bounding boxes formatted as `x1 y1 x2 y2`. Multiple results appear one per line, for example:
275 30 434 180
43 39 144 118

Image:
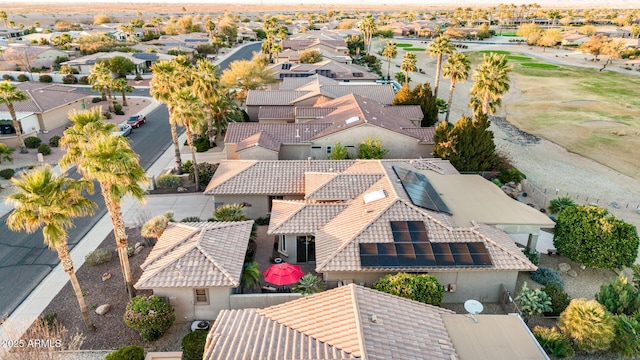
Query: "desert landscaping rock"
95 304 110 315
177 186 188 192
134 242 144 249
567 269 578 278
101 272 111 282
558 263 571 273
134 246 144 255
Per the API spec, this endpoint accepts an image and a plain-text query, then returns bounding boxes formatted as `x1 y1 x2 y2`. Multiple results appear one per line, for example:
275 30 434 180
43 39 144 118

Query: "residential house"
203 284 548 359
247 74 396 121
269 59 379 82
205 159 552 302
62 51 173 75
278 31 351 64
133 221 253 321
0 45 68 71
0 28 23 40
561 30 589 46
0 83 89 146
227 93 430 160
146 32 211 49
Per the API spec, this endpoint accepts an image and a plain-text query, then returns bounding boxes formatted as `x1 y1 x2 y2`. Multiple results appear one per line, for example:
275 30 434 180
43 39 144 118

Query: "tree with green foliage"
559 299 615 353
412 82 439 126
393 84 413 105
469 53 513 116
0 81 29 153
400 52 417 86
433 113 497 172
0 143 15 163
516 282 552 323
107 56 136 78
359 14 377 54
516 23 542 45
595 275 640 315
299 48 323 64
442 52 470 124
427 35 454 100
106 345 144 360
382 41 397 80
240 261 261 293
329 143 352 160
220 55 277 103
553 205 639 270
293 274 325 295
124 295 175 341
548 196 576 215
537 29 563 51
357 137 388 159
373 272 444 306
532 326 575 359
112 78 134 107
212 204 248 222
345 35 364 57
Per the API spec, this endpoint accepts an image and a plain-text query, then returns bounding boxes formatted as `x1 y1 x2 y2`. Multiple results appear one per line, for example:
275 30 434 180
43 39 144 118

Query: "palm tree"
400 52 417 86
382 41 397 80
212 204 248 221
270 43 282 64
88 61 112 102
150 58 186 174
359 14 377 54
240 261 261 293
6 165 97 330
141 211 174 239
548 197 576 215
205 20 216 39
112 78 134 107
442 52 470 124
171 89 206 191
293 274 326 294
211 91 242 141
0 81 29 153
60 108 148 299
469 53 513 116
427 35 454 100
191 59 222 147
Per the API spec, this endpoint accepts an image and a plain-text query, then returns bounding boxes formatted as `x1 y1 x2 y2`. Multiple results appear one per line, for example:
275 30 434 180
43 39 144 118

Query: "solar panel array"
392 166 452 215
359 221 492 268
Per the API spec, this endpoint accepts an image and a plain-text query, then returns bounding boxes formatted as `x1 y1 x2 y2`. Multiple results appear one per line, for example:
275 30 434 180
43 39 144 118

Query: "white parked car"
112 122 132 137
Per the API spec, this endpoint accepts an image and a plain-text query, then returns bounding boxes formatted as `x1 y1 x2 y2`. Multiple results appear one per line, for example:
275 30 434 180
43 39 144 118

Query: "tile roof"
269 60 379 81
236 131 281 153
257 106 295 120
246 90 310 106
134 221 253 289
203 284 458 360
0 83 88 113
225 122 332 145
305 173 385 201
268 200 348 235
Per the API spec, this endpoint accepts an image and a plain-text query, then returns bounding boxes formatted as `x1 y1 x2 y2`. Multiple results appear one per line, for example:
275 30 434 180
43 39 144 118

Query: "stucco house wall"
278 144 311 160
237 146 279 160
39 97 88 131
213 194 270 219
152 287 232 321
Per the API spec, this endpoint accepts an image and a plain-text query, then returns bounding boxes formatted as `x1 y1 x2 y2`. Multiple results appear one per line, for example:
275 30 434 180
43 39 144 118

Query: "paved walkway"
0 41 258 345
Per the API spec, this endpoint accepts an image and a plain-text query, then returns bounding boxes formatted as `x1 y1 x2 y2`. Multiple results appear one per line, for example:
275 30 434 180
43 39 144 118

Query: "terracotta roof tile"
236 131 281 152
0 83 89 113
246 90 310 106
306 173 385 201
134 221 253 289
268 200 348 235
257 106 295 120
294 106 336 119
304 172 337 196
225 122 331 145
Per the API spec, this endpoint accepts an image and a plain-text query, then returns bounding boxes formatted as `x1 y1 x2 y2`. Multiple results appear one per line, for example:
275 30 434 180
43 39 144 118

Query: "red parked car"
126 115 146 128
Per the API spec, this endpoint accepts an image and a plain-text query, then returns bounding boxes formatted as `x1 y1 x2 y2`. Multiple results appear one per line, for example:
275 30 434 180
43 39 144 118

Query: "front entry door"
296 236 315 263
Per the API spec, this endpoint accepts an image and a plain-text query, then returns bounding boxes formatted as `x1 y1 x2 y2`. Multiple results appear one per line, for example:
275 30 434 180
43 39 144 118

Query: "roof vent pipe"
296 129 300 138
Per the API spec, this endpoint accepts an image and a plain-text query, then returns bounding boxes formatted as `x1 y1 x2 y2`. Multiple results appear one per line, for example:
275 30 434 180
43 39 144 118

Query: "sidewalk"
0 41 259 343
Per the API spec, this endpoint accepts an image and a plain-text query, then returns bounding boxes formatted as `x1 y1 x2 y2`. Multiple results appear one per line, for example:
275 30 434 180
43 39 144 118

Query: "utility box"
448 284 457 293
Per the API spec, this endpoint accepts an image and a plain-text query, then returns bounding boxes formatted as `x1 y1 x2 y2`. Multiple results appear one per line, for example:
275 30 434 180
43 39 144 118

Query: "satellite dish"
464 299 484 323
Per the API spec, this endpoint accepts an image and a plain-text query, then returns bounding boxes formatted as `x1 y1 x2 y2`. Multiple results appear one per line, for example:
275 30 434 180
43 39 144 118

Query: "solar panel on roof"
132 53 159 60
392 166 452 215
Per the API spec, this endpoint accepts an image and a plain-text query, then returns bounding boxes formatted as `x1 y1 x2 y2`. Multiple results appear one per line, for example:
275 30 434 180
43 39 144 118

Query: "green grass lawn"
501 32 518 36
506 55 532 61
520 63 560 69
396 43 413 47
403 47 426 51
479 50 511 55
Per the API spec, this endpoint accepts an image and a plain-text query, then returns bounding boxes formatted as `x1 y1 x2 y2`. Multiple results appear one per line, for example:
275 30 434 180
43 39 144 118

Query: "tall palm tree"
60 108 148 299
210 92 242 141
359 14 377 54
382 41 397 80
469 53 513 116
171 89 206 191
150 59 186 174
88 61 112 102
0 81 29 153
112 78 134 107
6 165 97 330
400 52 417 85
240 261 261 293
442 52 470 124
191 59 222 147
427 35 454 100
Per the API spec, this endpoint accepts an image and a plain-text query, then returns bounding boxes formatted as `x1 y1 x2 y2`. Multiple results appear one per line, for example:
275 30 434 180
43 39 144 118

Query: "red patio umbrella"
263 262 304 286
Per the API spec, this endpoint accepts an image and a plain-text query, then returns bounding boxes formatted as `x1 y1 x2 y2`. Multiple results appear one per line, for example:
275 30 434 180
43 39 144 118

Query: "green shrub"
0 168 15 179
79 76 90 85
373 272 444 306
491 178 503 187
2 74 14 81
103 112 112 119
542 285 571 316
38 74 53 83
49 135 61 147
181 330 208 360
498 167 522 184
193 137 211 152
293 274 325 294
181 160 193 174
62 74 77 84
181 216 201 222
124 295 175 341
84 248 113 266
521 248 539 266
91 97 102 103
595 274 640 315
611 314 640 358
156 173 182 188
255 216 270 226
530 267 564 288
135 74 143 81
113 103 124 115
532 326 574 359
516 282 552 322
17 74 29 82
558 299 615 353
24 136 42 149
38 312 58 331
37 144 51 155
105 345 144 360
189 162 218 187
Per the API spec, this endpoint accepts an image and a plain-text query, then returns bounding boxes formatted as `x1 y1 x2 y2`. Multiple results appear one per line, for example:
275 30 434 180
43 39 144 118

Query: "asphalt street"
0 41 261 318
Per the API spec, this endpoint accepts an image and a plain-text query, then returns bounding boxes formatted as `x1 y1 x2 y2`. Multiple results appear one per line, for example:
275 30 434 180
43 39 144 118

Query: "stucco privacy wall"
229 293 302 309
152 287 232 322
213 194 304 219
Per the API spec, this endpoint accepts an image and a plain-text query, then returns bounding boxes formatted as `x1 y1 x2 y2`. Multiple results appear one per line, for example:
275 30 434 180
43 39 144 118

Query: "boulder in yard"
95 304 111 315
